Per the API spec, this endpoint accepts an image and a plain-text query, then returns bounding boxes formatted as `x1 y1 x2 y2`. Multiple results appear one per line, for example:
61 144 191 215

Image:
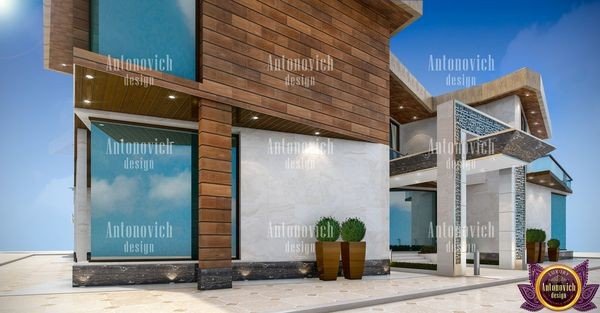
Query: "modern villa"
43 0 572 290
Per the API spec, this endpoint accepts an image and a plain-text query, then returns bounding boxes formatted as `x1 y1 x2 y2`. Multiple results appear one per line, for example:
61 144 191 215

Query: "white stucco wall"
466 171 500 254
475 95 522 128
236 127 390 262
526 182 552 238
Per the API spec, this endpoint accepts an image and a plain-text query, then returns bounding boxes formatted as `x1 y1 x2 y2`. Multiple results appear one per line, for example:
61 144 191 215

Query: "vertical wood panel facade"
198 99 233 271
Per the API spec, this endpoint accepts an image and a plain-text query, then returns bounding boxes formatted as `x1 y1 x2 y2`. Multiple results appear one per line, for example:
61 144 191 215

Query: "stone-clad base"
198 268 232 290
72 262 197 287
72 259 390 287
232 259 389 281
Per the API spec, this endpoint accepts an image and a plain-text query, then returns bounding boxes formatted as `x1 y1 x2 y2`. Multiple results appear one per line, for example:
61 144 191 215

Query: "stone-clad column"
197 99 233 290
436 100 467 276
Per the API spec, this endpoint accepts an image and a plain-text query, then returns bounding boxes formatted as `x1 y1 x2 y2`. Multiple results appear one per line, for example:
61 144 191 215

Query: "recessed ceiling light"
537 130 542 133
550 183 555 186
61 63 67 67
533 122 539 125
168 95 176 99
540 180 546 183
251 116 259 120
83 99 91 104
314 131 320 135
530 111 536 114
399 106 404 109
99 123 105 127
525 93 530 97
85 74 94 79
412 116 418 120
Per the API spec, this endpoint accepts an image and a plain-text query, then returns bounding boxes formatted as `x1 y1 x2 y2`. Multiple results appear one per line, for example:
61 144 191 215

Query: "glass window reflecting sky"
91 122 195 259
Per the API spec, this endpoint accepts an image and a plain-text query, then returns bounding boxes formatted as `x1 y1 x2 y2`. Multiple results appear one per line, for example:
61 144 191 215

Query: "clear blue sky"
0 0 598 252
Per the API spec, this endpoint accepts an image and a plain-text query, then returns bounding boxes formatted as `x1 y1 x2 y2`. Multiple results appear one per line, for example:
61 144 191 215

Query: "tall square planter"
316 242 341 281
341 242 366 279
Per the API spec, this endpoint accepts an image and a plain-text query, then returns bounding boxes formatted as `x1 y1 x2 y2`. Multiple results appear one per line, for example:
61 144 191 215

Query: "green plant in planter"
315 216 340 241
340 217 367 279
547 238 560 262
341 218 366 242
526 228 542 264
526 229 537 243
314 217 340 281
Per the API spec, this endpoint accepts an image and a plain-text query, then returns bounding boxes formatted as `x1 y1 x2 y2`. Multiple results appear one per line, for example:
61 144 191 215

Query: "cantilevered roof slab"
433 68 552 139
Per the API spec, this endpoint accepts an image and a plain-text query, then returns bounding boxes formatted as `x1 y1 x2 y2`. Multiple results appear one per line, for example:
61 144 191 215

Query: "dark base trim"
198 267 232 290
72 262 197 287
232 259 390 281
72 259 390 287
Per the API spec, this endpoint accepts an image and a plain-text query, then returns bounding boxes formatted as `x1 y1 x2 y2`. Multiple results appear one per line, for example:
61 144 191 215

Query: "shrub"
548 239 560 249
340 217 366 242
526 229 537 243
315 217 340 242
527 228 547 243
539 229 547 242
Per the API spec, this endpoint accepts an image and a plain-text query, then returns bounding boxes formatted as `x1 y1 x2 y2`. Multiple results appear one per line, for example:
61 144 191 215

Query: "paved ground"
341 268 600 313
1 253 599 313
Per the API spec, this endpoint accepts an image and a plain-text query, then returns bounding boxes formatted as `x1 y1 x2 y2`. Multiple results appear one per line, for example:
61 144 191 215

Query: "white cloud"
148 171 191 204
92 175 140 213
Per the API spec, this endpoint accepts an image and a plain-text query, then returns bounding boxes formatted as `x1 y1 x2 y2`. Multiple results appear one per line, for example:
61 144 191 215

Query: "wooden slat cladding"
73 0 89 50
198 99 233 270
44 0 74 73
202 0 391 144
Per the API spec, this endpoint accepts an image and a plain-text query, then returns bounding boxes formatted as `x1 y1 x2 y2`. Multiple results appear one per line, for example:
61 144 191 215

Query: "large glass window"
90 0 197 80
90 121 196 260
389 190 436 249
551 193 567 249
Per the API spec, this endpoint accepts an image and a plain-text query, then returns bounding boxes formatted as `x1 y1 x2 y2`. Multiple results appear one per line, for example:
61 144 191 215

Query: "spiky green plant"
340 217 366 242
315 217 340 242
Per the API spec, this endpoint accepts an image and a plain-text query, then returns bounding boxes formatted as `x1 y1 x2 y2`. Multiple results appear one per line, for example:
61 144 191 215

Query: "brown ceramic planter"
341 242 366 279
548 247 559 262
526 242 540 264
538 242 545 263
315 241 340 281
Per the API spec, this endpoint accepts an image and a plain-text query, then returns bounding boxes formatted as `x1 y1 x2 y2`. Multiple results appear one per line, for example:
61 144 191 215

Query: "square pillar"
436 100 467 276
498 168 516 269
74 128 90 262
197 99 233 290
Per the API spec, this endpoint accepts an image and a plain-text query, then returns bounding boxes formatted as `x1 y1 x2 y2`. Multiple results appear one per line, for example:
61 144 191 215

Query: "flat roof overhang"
73 61 359 141
526 170 572 194
389 129 555 187
389 62 552 140
361 0 423 35
432 68 552 139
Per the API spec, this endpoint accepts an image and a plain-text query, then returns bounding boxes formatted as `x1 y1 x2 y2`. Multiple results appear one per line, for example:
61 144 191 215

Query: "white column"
436 100 466 276
75 128 90 262
498 168 516 269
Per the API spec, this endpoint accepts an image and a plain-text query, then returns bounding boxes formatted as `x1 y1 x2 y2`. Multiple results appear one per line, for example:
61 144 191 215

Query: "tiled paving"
1 254 599 313
341 267 600 313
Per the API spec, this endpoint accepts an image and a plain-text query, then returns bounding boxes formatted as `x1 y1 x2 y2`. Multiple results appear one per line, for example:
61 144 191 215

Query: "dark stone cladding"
232 259 390 281
389 130 555 176
72 260 390 287
72 262 197 287
198 268 232 290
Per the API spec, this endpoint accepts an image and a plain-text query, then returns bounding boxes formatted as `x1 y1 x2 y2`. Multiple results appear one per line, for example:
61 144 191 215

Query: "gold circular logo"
535 264 582 311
